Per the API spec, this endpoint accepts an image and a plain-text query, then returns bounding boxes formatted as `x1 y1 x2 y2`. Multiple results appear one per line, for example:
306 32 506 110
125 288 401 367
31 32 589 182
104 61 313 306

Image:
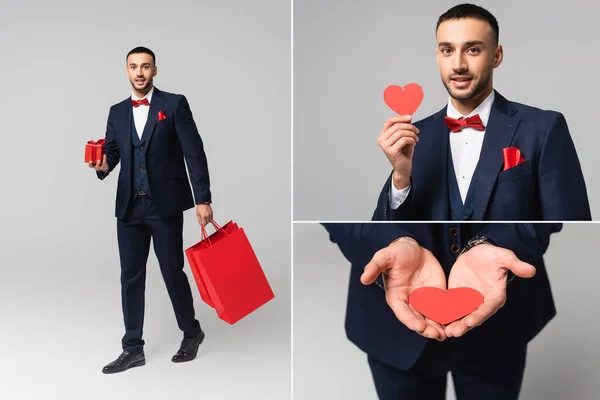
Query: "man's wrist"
374 237 420 290
390 236 419 246
458 235 496 257
392 170 410 190
459 235 516 284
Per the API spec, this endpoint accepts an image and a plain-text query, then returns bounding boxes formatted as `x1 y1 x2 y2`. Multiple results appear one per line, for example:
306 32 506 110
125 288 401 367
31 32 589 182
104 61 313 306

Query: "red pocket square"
502 147 525 171
158 110 166 121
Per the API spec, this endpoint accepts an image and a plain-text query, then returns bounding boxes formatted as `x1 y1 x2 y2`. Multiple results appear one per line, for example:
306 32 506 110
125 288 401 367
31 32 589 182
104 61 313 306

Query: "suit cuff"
96 169 108 179
194 190 212 204
389 183 411 209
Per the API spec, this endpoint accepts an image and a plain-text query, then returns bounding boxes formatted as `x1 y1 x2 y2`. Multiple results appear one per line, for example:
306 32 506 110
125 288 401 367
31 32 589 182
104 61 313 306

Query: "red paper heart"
383 83 424 116
408 287 483 325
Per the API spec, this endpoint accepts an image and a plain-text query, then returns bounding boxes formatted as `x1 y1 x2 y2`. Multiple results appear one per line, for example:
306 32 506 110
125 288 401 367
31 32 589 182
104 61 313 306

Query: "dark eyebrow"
128 63 152 67
438 40 485 48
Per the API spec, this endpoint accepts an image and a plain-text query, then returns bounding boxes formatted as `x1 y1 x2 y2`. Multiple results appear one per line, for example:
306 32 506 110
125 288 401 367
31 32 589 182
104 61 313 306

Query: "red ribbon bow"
444 114 485 132
131 98 150 108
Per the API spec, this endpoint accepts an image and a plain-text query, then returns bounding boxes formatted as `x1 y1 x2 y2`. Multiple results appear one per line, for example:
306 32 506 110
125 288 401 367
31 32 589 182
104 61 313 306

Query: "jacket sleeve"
174 95 212 204
372 174 414 221
476 223 562 263
321 223 418 267
96 106 120 180
538 112 591 220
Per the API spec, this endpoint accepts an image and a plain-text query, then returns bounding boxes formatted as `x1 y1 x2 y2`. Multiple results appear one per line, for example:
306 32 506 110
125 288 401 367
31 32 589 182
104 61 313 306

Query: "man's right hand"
89 154 109 172
377 115 420 190
360 237 447 341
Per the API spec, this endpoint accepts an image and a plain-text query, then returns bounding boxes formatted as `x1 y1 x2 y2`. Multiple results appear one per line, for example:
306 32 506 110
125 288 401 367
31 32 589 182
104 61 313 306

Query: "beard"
441 68 491 101
130 77 152 91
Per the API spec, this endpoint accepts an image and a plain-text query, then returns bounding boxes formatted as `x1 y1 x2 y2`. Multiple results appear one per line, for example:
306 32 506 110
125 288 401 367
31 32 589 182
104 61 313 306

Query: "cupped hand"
361 237 448 340
445 244 536 338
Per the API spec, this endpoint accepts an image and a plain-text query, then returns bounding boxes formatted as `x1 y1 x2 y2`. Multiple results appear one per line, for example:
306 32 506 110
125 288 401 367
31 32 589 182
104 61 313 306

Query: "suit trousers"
367 335 527 400
116 194 201 352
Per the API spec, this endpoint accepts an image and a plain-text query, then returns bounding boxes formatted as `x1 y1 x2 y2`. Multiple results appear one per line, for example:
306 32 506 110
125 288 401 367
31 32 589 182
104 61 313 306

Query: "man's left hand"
445 244 536 338
196 203 213 226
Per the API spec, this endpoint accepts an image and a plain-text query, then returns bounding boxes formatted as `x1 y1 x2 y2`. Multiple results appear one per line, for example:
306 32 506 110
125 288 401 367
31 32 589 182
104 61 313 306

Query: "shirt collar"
446 90 495 127
131 86 154 103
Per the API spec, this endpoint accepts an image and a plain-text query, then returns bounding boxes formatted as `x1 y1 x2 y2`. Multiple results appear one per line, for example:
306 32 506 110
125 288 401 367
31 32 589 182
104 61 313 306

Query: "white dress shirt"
389 90 495 208
132 86 154 139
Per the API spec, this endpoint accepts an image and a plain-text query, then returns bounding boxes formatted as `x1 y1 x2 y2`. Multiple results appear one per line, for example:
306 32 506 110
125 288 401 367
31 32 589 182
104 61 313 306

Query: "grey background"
293 0 600 221
0 1 290 399
293 222 600 400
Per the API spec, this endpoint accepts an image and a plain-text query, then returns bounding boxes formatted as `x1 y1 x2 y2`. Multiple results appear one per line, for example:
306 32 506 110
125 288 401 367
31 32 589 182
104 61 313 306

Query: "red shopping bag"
185 221 238 307
185 221 274 324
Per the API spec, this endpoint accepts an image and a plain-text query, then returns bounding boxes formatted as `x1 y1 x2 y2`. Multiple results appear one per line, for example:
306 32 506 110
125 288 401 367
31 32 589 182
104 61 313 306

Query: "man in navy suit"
323 222 562 399
89 46 212 374
373 3 591 221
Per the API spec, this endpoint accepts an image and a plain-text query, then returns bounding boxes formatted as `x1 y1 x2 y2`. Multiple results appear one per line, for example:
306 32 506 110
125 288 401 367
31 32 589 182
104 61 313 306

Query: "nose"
452 52 467 73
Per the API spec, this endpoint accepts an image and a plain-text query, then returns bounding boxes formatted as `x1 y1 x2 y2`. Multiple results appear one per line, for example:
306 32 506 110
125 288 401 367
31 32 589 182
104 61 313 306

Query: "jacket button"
450 244 460 253
449 227 458 237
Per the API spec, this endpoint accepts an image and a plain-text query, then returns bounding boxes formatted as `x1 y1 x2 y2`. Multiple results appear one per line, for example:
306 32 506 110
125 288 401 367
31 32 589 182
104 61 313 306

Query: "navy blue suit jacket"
322 223 562 371
97 87 211 218
373 91 591 221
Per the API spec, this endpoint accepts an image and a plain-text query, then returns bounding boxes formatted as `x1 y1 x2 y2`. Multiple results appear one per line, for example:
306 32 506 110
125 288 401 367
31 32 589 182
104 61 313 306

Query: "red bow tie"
444 114 485 132
131 98 150 108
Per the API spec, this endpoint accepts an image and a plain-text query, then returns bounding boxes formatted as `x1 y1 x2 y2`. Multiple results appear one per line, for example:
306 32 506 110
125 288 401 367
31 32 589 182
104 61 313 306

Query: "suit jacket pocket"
156 118 172 132
497 160 531 184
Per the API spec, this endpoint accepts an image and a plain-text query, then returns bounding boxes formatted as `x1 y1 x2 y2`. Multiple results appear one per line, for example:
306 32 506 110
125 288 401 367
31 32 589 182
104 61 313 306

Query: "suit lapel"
423 108 451 220
466 90 521 219
140 87 165 145
115 100 132 159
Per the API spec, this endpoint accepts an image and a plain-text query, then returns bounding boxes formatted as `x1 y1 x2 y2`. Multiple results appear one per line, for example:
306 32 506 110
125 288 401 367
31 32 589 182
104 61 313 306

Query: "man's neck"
450 86 493 116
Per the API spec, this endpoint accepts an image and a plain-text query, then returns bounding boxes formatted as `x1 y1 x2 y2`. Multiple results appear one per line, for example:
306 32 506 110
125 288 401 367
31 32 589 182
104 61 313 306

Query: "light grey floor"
0 223 291 400
293 223 600 400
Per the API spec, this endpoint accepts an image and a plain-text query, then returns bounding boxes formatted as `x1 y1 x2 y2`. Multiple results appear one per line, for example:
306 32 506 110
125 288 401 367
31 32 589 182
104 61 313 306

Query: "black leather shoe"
102 350 145 374
171 331 205 363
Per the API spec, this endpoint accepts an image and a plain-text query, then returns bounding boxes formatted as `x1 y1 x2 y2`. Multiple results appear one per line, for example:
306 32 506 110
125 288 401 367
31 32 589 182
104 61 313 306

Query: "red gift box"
184 220 274 324
85 139 105 163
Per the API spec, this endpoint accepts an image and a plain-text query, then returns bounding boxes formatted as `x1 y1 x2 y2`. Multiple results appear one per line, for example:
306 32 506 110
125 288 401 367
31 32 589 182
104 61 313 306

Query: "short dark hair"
126 46 156 65
436 3 499 46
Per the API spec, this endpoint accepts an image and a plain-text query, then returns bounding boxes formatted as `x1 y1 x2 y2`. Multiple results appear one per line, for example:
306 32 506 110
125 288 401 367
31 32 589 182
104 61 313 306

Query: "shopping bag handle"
201 220 230 246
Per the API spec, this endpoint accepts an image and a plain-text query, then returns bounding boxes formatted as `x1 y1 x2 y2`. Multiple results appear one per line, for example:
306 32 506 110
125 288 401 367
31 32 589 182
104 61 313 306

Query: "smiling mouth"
450 77 472 88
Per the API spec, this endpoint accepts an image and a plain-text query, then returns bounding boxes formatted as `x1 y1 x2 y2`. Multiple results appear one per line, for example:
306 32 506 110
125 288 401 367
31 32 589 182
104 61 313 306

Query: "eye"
441 47 452 54
468 47 481 54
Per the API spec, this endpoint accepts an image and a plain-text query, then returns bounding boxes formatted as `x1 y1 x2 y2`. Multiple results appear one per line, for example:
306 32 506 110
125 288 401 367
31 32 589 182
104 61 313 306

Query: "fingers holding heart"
445 295 505 337
386 292 428 334
387 297 446 341
423 316 447 341
381 115 413 134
